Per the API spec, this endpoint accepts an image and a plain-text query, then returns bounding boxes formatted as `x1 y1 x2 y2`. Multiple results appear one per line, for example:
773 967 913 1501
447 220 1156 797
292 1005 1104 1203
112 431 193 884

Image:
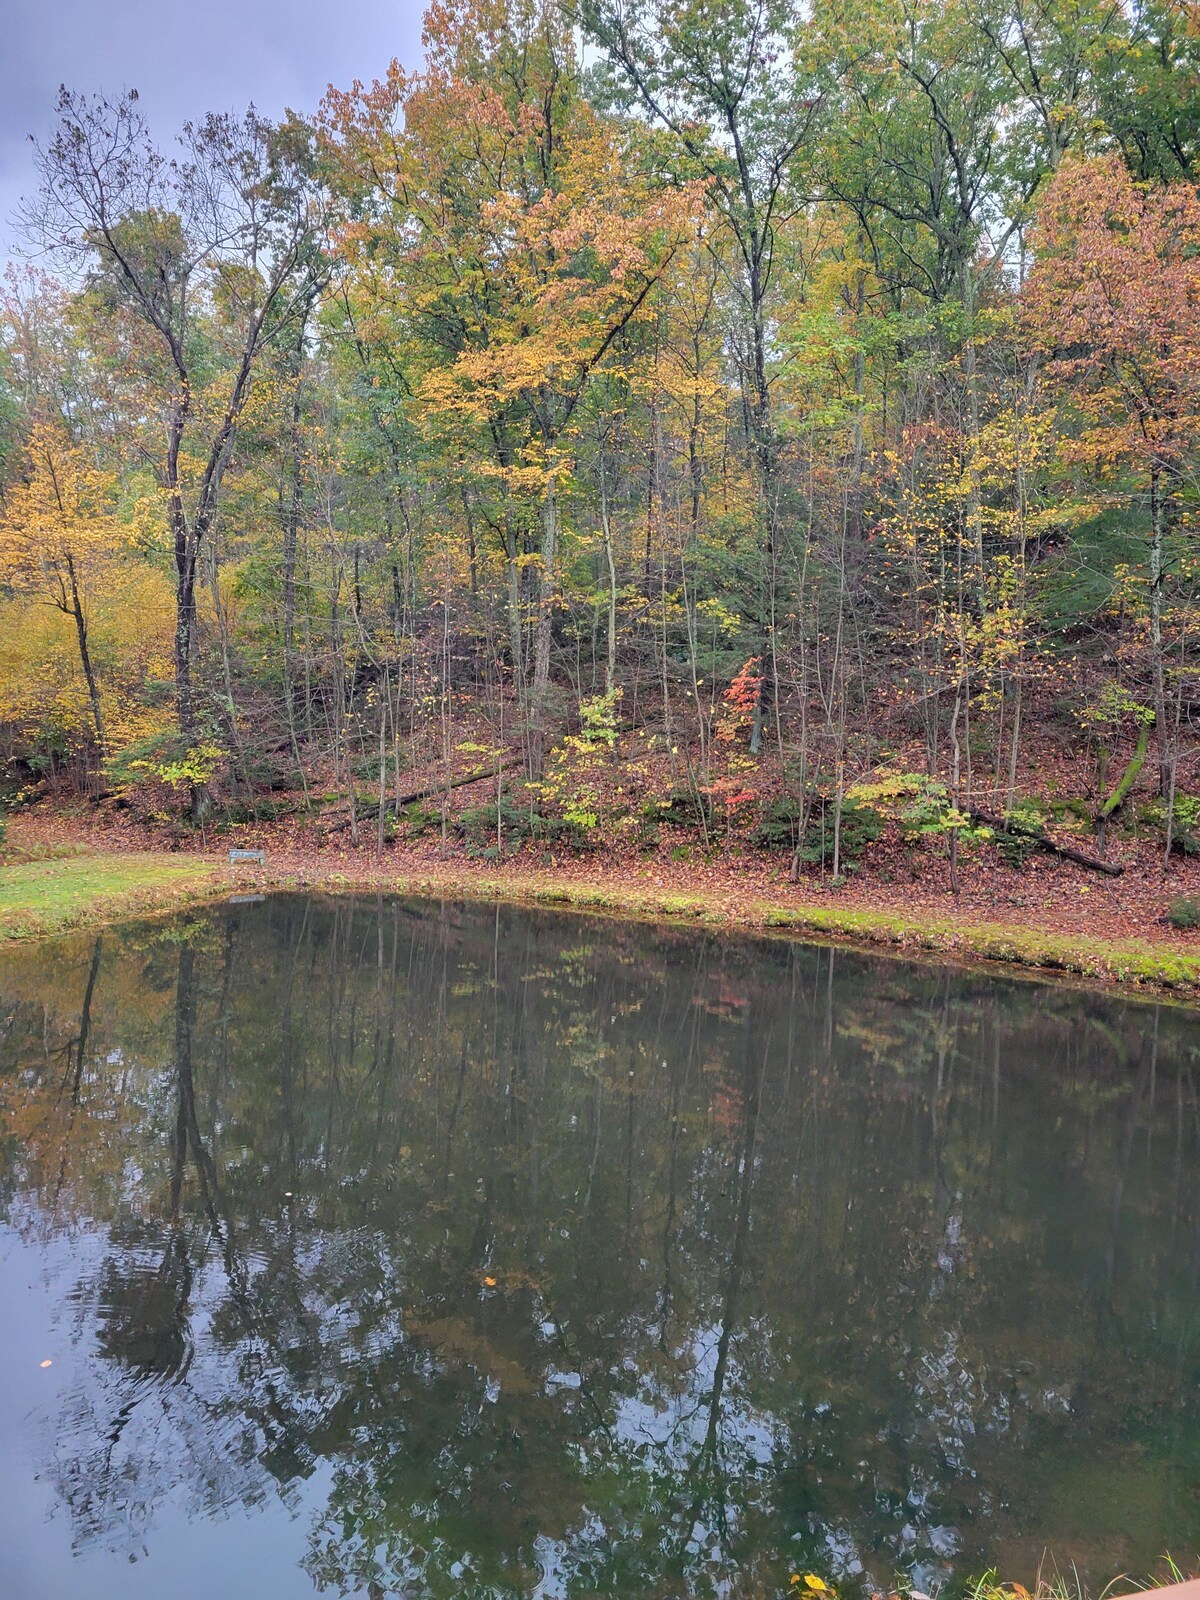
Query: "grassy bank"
0 845 1197 1000
0 851 224 941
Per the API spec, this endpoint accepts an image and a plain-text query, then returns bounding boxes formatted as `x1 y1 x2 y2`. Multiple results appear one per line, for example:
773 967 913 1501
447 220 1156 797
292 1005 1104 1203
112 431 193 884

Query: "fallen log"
321 763 510 836
1095 717 1153 852
967 806 1124 876
1096 719 1152 824
391 763 510 810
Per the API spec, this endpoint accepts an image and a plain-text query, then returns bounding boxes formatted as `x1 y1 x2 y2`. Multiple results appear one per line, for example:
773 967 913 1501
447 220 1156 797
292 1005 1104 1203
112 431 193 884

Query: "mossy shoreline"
1 845 1197 1003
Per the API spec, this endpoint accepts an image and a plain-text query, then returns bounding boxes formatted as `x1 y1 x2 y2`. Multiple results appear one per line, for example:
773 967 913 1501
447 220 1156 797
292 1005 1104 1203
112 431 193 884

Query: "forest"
1 0 1198 900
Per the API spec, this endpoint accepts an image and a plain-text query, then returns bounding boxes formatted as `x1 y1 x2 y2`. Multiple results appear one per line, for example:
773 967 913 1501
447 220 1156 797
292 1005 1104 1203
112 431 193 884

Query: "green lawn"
0 852 223 941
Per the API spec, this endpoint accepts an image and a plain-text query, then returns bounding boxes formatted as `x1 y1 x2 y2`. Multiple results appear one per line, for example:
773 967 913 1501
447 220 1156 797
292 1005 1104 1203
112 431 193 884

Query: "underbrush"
1167 896 1200 930
752 795 885 872
961 1562 1195 1600
773 1561 1193 1600
456 793 587 858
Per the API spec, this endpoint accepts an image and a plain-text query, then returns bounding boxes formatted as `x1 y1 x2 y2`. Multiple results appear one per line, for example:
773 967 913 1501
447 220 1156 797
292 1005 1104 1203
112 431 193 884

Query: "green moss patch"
757 903 1200 993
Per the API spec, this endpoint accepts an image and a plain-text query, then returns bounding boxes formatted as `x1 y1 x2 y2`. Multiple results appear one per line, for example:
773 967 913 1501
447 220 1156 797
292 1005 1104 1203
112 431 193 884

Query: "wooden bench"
228 848 266 865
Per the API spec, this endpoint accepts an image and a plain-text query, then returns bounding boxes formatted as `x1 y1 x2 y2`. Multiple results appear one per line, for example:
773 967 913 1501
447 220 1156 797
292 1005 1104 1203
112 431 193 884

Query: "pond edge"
1 849 1196 1006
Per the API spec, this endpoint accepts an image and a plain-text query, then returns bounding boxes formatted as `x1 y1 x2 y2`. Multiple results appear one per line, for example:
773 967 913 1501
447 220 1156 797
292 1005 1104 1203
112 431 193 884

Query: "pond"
0 893 1197 1599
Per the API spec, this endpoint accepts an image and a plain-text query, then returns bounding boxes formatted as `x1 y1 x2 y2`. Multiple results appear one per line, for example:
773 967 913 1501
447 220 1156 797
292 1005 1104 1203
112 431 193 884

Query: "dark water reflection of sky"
0 894 1197 1599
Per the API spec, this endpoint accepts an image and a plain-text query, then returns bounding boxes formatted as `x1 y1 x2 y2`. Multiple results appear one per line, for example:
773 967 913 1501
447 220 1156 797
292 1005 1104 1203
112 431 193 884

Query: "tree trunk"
173 535 211 825
1149 462 1170 798
949 677 963 898
530 476 558 777
747 270 777 757
599 452 618 699
282 357 303 724
66 556 104 757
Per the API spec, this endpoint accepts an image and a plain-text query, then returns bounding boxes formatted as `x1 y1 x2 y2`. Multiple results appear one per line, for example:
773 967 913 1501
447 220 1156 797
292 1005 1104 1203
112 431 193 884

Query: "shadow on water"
0 892 1197 1598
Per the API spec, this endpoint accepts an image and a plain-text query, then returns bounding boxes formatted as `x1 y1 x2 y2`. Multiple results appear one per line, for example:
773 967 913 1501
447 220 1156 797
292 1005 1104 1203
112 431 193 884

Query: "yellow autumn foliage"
0 565 175 763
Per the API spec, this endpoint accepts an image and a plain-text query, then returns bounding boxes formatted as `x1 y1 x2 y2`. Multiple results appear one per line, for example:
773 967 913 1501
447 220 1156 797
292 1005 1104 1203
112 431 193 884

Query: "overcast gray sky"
1 0 427 256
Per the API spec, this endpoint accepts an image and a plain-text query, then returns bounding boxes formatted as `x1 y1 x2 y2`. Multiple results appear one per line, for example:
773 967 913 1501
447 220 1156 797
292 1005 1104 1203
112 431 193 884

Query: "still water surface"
0 894 1197 1599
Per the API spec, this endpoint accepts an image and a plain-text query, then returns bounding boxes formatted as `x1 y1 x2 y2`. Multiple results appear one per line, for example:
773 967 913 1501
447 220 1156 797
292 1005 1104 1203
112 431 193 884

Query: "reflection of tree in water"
43 938 317 1556
0 897 1198 1595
